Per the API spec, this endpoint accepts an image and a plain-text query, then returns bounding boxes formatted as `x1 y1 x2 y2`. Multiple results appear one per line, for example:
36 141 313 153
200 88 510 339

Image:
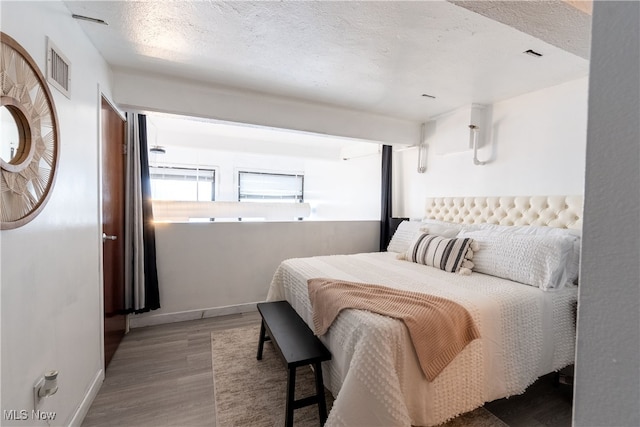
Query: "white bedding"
266 251 577 427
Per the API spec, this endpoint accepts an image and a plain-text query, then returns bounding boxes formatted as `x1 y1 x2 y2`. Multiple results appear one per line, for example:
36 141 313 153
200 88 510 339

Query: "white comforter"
266 252 577 427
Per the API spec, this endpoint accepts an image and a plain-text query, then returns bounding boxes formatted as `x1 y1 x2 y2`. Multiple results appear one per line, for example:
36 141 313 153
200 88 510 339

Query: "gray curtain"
124 113 160 313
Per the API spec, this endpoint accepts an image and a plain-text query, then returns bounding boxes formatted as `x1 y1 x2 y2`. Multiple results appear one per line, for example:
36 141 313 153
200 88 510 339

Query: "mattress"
266 251 577 427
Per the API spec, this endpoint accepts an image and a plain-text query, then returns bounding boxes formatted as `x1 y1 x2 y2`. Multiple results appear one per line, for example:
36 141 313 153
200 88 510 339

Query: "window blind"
238 171 303 202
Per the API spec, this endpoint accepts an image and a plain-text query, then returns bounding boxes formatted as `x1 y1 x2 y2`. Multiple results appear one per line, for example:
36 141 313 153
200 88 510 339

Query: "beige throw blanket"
307 278 480 382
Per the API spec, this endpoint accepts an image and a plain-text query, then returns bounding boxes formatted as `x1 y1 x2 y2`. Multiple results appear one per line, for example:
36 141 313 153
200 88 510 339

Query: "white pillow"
458 224 581 284
387 221 424 253
457 231 575 290
421 219 463 237
419 223 461 239
387 220 462 253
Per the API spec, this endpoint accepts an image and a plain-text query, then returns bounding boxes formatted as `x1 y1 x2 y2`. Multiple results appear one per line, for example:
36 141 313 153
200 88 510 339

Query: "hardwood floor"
485 370 574 427
82 312 262 427
82 311 573 426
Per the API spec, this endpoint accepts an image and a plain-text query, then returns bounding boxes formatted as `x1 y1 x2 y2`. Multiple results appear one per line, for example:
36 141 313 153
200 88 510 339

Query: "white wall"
149 144 381 221
395 77 589 218
1 2 112 425
114 69 421 146
574 2 640 426
305 155 379 220
130 220 379 327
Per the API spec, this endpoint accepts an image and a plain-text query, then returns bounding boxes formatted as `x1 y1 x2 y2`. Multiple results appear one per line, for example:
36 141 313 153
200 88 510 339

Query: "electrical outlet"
33 377 45 410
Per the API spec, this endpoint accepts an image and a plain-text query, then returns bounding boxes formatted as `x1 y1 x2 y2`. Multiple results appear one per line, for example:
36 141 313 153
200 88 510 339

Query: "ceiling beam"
448 0 592 60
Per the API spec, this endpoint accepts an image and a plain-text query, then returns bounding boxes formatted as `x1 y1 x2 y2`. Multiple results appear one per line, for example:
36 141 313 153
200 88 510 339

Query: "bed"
266 196 582 426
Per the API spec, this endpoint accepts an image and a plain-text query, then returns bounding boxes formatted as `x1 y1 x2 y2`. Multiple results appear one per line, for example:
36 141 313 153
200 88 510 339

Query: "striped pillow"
402 233 476 274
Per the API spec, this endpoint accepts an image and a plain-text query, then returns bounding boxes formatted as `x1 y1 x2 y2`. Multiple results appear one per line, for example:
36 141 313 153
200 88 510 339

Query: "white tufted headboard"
424 196 583 230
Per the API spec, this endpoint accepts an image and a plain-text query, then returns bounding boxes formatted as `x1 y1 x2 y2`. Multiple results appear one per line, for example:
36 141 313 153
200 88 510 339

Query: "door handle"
102 233 118 242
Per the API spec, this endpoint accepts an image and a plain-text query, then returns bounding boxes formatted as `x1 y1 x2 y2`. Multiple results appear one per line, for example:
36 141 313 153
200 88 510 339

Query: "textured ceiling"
65 1 590 122
451 0 592 60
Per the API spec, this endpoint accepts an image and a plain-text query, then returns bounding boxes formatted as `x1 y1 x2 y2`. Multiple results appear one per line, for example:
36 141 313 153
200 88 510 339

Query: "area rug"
211 324 507 427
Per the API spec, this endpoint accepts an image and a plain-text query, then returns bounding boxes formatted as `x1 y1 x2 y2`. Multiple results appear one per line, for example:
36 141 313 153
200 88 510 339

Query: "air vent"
46 37 71 98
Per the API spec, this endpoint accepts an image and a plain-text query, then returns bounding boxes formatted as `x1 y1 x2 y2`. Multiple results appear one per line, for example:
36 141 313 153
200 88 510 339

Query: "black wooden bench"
256 301 332 427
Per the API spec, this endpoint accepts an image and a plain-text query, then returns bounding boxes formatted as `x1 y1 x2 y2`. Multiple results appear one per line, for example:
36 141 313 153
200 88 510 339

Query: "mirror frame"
1 32 60 230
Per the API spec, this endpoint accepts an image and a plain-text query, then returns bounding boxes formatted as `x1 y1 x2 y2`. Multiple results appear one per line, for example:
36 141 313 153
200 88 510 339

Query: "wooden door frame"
97 88 127 373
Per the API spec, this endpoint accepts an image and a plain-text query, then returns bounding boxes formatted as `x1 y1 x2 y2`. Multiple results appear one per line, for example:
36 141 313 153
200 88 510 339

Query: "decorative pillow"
458 224 581 284
457 231 575 290
398 233 477 275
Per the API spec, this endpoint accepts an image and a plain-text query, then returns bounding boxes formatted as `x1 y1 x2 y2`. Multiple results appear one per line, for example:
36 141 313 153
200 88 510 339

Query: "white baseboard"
128 302 259 329
68 369 104 427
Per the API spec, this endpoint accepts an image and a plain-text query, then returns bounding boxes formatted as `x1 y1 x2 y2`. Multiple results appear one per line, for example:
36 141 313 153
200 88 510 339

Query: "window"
238 171 304 203
150 166 215 201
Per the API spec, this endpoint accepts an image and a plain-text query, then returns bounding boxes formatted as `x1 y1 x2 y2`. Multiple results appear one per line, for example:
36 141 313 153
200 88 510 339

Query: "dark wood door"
101 96 126 368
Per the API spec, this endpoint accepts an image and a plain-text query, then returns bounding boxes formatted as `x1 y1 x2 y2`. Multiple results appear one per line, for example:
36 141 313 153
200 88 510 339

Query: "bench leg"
313 362 328 426
257 320 266 360
286 367 296 427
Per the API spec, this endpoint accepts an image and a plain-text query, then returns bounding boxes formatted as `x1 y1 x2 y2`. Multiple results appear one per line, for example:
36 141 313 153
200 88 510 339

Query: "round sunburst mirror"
1 32 59 229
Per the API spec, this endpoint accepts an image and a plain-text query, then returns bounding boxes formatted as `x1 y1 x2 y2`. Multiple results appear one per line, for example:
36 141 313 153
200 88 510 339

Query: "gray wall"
574 2 640 426
130 221 380 327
